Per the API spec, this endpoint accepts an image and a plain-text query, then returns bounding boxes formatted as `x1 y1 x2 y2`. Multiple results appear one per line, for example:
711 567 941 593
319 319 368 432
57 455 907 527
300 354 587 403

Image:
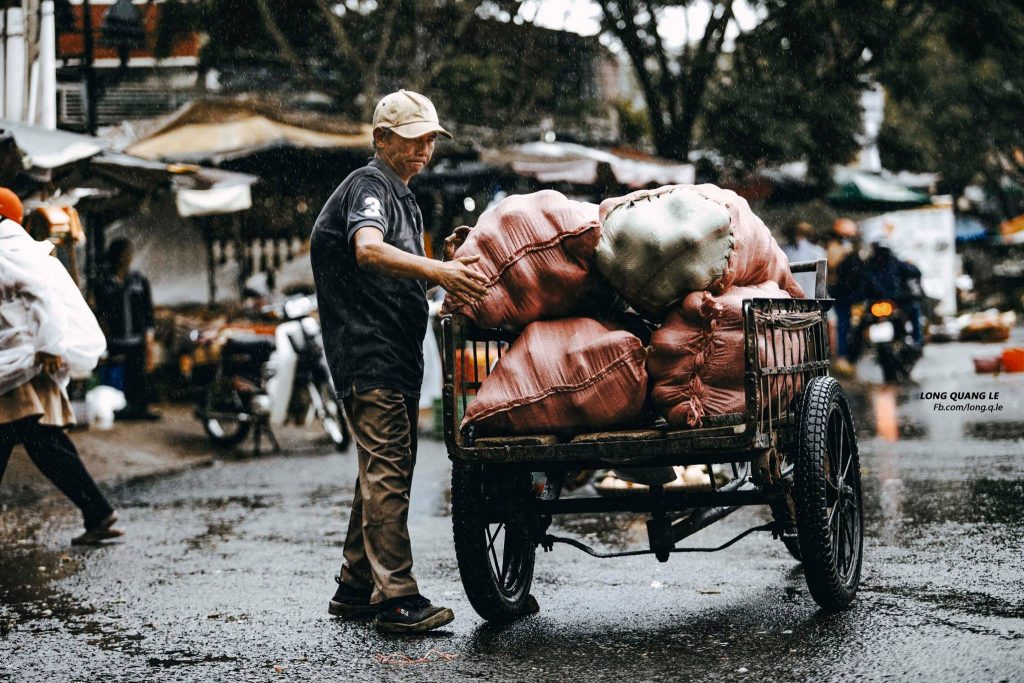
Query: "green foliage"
703 0 896 185
155 0 600 127
877 2 1024 201
611 98 651 148
594 0 737 161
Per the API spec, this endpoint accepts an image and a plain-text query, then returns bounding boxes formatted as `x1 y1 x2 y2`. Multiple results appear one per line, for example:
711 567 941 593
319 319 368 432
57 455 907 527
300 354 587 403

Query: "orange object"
1002 348 1024 373
453 345 492 396
870 301 894 318
0 187 23 223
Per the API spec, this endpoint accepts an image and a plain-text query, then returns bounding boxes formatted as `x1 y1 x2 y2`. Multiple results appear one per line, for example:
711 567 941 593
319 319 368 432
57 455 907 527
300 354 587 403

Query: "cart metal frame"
441 260 864 619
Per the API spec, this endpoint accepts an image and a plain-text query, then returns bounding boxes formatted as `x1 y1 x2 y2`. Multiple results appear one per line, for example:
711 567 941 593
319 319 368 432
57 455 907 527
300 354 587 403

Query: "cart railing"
442 259 831 460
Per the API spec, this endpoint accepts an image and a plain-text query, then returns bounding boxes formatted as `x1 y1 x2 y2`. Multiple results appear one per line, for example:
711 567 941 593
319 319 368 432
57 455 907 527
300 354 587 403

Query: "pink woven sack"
442 190 601 329
461 317 648 435
597 184 803 315
649 282 803 428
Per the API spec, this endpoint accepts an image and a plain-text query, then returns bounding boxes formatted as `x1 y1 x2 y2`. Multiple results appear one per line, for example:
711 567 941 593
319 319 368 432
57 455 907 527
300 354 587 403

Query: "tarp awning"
91 153 257 217
126 116 373 162
0 119 104 170
120 98 373 163
484 141 695 188
829 166 931 208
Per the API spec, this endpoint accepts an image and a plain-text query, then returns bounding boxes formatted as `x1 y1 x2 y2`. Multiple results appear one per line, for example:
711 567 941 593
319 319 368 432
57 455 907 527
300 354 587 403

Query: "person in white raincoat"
0 188 124 545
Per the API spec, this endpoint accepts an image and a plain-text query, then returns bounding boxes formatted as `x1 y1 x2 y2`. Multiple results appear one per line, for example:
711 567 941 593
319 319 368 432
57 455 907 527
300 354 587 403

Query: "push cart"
440 260 863 622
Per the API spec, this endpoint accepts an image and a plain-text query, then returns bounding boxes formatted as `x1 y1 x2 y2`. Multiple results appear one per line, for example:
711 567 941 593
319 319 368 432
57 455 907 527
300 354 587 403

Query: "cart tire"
452 462 538 623
794 376 864 610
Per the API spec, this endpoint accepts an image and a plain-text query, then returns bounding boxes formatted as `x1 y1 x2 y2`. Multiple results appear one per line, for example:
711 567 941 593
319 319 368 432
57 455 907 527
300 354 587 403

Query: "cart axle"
539 521 780 559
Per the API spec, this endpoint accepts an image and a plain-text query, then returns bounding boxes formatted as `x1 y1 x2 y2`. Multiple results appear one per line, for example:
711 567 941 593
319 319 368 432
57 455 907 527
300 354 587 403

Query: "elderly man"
311 90 486 633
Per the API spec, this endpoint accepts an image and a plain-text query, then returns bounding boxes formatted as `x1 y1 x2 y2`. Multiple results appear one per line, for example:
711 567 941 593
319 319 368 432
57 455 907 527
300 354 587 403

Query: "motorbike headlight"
870 301 894 318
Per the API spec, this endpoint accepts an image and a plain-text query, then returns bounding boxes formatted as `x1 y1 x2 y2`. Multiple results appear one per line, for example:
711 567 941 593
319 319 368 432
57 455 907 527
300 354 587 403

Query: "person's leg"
0 421 18 483
345 387 419 604
836 300 852 358
338 455 373 591
120 344 147 416
20 421 114 529
905 301 924 345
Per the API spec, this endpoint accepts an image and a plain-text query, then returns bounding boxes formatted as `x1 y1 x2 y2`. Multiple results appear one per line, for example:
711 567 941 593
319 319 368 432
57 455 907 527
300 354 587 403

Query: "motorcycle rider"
846 225 924 364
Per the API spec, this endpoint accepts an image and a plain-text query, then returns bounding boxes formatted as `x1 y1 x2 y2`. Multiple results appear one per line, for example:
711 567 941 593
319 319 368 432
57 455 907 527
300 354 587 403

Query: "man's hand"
443 226 472 262
434 255 488 306
35 352 65 375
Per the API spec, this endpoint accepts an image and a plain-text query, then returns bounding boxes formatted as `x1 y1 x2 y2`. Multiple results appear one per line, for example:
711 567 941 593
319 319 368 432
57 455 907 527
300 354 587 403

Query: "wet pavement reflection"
2 340 1023 681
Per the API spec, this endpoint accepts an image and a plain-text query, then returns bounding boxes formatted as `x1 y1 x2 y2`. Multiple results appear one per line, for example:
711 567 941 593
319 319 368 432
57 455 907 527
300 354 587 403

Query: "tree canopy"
153 0 1024 206
156 0 603 130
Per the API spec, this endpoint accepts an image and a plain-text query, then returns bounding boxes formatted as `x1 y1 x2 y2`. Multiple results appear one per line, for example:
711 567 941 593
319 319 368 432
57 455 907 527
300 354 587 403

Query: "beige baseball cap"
372 89 453 140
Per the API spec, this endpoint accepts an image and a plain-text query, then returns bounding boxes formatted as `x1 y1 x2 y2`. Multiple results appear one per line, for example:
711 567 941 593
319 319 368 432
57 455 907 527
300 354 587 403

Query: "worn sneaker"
328 577 376 618
374 594 454 634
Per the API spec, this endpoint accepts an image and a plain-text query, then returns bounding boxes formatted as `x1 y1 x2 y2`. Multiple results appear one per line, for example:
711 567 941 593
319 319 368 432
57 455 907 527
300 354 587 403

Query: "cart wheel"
794 376 864 610
452 462 542 623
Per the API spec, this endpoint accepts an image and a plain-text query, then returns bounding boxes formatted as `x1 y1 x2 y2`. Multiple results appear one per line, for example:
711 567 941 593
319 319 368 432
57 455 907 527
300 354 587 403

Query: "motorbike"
195 295 351 452
855 298 923 383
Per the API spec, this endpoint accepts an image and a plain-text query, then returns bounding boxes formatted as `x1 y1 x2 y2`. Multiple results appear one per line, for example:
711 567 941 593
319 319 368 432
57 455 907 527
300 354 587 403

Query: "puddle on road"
0 537 145 653
185 517 241 551
963 421 1024 441
147 652 239 668
0 509 150 654
118 494 278 511
863 477 1024 529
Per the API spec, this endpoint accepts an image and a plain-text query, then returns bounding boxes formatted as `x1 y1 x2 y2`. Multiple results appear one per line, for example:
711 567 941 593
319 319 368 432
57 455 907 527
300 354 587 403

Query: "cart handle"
788 258 828 299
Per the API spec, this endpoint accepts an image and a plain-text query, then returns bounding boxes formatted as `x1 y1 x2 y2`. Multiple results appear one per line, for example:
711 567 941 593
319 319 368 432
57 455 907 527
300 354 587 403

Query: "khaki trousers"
339 386 420 603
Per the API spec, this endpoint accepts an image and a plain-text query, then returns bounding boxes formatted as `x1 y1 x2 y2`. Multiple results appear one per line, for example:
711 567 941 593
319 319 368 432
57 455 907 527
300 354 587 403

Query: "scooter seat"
222 335 276 366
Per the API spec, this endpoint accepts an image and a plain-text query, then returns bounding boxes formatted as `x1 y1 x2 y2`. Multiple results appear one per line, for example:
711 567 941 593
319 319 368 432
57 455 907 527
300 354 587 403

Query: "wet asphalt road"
3 340 1023 682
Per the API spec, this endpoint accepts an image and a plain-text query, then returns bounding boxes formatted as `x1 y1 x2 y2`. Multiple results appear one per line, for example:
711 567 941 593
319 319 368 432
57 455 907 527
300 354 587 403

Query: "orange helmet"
0 187 23 224
832 217 858 238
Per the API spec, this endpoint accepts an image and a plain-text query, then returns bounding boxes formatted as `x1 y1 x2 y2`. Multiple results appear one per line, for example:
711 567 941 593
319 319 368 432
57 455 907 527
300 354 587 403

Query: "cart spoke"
500 534 513 587
486 523 504 578
837 418 854 485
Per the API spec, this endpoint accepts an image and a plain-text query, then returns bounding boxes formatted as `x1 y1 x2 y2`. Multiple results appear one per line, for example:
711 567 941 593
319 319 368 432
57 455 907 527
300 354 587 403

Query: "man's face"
375 130 437 182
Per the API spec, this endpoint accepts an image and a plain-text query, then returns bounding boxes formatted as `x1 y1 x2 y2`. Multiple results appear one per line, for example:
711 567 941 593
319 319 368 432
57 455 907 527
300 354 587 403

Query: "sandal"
72 512 125 546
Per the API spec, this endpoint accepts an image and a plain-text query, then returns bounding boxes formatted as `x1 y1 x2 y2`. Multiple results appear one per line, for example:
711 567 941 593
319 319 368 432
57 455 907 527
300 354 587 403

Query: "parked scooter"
196 295 350 452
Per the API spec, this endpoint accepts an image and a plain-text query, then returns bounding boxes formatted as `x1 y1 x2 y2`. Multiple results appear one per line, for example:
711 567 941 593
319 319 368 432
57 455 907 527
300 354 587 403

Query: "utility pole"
83 0 98 134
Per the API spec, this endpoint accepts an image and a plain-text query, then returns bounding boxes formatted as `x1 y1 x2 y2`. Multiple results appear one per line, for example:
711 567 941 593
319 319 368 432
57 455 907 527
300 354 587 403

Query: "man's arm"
353 228 487 305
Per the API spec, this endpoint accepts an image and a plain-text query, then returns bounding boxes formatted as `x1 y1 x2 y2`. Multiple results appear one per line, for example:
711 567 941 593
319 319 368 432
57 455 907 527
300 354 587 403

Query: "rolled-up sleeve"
344 175 391 245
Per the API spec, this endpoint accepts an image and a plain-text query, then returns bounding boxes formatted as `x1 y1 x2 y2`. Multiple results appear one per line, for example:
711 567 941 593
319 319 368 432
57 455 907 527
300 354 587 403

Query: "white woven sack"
595 186 733 314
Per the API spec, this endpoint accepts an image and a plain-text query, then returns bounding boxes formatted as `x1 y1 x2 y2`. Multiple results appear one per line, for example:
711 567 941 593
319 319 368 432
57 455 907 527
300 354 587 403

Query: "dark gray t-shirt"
310 158 428 398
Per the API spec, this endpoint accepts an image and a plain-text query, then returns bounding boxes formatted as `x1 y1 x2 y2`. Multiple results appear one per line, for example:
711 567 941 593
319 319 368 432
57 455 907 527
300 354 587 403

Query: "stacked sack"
597 184 805 428
444 190 649 436
442 190 602 330
449 184 805 436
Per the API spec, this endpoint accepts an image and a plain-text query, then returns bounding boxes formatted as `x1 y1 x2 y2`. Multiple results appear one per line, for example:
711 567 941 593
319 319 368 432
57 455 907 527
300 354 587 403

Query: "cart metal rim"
484 521 531 598
825 402 861 587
